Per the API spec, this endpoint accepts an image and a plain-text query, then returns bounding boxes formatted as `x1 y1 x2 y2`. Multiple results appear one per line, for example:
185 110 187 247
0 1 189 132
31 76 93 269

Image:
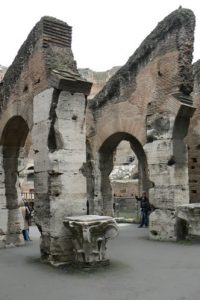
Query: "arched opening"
98 132 149 216
1 116 32 245
110 141 139 219
176 218 189 240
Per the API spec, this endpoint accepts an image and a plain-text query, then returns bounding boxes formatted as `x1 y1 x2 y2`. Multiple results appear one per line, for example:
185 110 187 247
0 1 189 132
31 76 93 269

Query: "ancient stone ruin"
0 7 200 265
86 8 197 240
0 16 92 263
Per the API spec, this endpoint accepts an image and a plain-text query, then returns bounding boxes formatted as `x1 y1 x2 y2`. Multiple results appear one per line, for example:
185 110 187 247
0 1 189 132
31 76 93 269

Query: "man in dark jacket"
136 191 151 227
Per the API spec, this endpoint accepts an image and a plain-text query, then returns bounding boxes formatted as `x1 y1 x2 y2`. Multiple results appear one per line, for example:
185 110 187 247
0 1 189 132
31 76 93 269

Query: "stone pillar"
0 146 7 248
146 103 195 240
146 139 189 209
2 149 24 247
33 83 91 263
92 153 114 217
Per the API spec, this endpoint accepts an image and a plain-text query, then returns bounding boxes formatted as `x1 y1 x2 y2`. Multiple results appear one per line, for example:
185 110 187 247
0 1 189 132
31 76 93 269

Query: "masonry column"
33 73 91 263
145 100 195 240
0 146 7 247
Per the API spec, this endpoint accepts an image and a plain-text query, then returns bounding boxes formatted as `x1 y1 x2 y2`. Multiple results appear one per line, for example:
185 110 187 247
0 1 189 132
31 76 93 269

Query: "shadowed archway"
98 132 149 215
1 116 29 244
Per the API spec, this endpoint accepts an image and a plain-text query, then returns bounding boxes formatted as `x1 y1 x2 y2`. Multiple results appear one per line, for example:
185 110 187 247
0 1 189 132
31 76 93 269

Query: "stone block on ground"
149 209 176 241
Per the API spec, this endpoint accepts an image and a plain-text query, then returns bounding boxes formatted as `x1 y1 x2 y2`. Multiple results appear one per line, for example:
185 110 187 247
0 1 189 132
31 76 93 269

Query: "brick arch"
99 132 147 165
0 14 92 262
1 116 30 245
1 116 29 148
1 116 30 211
94 132 150 216
87 8 196 240
95 113 147 153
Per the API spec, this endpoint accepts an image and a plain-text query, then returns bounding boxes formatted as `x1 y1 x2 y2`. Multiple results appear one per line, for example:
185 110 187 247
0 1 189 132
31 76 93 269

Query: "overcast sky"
0 0 200 71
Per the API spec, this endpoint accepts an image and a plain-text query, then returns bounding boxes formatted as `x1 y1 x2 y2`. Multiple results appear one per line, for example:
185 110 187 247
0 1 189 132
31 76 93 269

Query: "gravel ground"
0 224 200 300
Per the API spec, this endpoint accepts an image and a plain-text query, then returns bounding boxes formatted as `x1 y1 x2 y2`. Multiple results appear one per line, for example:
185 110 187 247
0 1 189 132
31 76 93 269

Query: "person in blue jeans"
136 191 151 227
20 201 32 241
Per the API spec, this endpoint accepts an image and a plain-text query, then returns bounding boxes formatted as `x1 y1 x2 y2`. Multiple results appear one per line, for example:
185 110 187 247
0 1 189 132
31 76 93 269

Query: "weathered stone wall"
0 146 7 247
33 88 88 262
87 8 195 236
0 17 56 249
0 7 198 254
0 16 92 263
186 61 200 202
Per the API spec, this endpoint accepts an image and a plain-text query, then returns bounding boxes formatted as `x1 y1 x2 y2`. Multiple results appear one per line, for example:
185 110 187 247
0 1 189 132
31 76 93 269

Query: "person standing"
20 201 32 241
135 191 151 228
16 173 32 242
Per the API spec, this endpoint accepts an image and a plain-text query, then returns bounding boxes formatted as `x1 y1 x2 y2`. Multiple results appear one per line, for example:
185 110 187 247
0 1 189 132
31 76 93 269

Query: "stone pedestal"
176 204 200 240
63 215 118 265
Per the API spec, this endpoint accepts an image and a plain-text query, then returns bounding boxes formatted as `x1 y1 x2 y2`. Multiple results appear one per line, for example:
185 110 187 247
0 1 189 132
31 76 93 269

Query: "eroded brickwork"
0 16 92 262
186 61 200 202
0 7 198 256
87 8 195 239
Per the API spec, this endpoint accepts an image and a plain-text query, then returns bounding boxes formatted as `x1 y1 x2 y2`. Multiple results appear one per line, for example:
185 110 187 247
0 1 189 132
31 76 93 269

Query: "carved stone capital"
64 215 118 265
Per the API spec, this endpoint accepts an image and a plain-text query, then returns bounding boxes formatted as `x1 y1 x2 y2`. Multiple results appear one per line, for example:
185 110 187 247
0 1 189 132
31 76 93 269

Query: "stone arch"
0 14 92 262
97 132 149 216
87 8 196 240
173 105 195 166
1 116 29 245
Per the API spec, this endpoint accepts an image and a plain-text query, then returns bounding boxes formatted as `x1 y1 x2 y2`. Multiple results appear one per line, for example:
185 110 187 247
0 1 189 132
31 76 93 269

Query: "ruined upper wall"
186 60 200 202
0 16 90 112
89 8 195 110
